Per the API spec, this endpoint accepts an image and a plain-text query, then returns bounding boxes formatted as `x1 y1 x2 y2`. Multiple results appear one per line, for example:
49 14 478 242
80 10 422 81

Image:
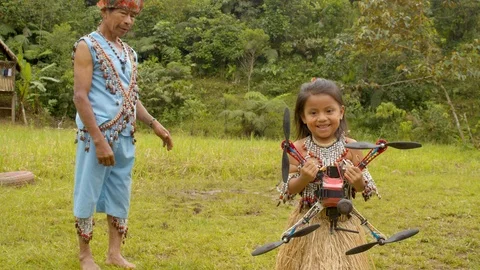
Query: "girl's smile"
301 93 344 145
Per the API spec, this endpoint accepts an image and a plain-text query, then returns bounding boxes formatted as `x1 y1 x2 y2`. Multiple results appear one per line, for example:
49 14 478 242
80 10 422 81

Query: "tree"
180 13 245 75
220 91 286 137
339 0 480 143
239 28 270 91
430 0 480 50
16 51 31 124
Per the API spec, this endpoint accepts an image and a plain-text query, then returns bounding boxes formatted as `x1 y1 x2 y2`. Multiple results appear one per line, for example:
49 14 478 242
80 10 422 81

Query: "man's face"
104 8 137 37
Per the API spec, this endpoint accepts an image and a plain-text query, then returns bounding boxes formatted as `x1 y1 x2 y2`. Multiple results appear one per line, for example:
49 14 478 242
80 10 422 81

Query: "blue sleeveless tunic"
73 31 139 150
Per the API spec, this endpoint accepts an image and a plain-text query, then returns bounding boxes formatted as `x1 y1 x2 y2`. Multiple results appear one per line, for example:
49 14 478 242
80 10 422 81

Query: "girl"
276 78 378 270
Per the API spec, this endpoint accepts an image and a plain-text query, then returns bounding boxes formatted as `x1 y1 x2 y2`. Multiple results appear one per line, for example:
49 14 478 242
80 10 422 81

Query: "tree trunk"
463 113 474 145
20 101 28 125
440 84 464 143
247 52 255 92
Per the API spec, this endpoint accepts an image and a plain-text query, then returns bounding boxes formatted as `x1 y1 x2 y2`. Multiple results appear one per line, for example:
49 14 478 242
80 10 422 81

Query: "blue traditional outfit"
275 136 379 270
72 0 143 243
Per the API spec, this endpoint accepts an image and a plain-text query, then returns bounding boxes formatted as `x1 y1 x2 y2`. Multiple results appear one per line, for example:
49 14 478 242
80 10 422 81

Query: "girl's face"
301 93 344 144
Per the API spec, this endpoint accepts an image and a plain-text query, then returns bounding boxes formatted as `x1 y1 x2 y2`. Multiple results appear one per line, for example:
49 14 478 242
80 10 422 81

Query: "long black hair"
294 78 348 140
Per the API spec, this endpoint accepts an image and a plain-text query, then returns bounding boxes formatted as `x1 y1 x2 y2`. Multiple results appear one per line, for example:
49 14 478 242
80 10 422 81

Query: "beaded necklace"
299 135 349 207
96 30 128 74
303 135 348 167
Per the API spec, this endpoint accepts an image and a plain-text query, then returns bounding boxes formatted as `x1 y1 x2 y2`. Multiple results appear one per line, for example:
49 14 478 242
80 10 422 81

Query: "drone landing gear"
326 207 359 235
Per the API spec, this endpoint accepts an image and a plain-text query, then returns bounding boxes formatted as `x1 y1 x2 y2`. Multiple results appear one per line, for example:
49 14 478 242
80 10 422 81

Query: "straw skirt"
275 204 373 270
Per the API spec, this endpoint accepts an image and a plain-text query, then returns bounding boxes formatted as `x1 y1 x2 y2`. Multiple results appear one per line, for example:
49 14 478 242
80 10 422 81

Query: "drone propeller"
251 224 320 256
345 141 422 150
345 228 419 255
283 107 290 142
282 151 289 183
281 107 291 183
251 240 284 256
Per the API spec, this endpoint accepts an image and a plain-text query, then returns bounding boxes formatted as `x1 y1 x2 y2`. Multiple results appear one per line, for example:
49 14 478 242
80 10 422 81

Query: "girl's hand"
343 164 364 191
298 159 319 183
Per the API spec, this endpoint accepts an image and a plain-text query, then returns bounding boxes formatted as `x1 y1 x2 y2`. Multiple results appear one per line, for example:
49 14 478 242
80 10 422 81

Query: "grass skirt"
275 204 373 270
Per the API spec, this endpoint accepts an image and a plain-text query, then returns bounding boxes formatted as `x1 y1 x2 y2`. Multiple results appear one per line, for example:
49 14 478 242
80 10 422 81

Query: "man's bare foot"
79 256 101 270
106 255 135 269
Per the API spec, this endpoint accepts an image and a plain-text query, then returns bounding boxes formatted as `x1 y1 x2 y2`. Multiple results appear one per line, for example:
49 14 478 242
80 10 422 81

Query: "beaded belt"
98 109 124 132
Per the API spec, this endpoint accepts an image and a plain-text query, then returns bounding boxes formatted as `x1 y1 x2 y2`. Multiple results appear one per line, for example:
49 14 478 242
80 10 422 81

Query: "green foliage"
338 0 440 105
0 0 65 34
220 91 286 137
373 102 407 138
431 0 480 50
434 39 480 83
180 14 246 75
1 0 479 144
258 4 290 45
15 51 32 105
239 28 270 90
0 23 15 38
411 102 457 143
138 58 194 126
16 58 60 115
35 23 78 118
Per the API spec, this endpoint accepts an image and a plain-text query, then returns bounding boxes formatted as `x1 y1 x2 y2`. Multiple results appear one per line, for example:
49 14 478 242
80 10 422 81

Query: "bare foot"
79 256 101 270
106 255 135 269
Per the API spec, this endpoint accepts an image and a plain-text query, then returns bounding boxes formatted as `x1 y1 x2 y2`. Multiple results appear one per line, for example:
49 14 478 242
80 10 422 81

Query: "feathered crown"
97 0 144 13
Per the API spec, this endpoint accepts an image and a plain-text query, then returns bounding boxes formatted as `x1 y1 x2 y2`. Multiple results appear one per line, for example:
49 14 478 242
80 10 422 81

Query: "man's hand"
95 139 115 166
152 121 173 151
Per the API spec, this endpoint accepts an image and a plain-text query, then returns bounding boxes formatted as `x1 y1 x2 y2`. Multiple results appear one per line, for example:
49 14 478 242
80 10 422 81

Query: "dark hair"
294 78 348 140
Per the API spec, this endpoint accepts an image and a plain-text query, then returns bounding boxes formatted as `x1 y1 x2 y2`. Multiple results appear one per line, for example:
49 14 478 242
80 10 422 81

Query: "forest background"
1 0 479 146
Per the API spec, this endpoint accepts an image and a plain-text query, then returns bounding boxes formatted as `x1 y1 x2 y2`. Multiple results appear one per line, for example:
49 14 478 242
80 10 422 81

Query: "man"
72 1 173 269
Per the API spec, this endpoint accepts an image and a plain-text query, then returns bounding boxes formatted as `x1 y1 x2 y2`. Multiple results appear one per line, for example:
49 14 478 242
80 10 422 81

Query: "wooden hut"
0 39 20 123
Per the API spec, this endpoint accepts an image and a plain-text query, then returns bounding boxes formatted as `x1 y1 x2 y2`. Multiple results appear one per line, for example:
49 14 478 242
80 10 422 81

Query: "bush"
410 102 457 144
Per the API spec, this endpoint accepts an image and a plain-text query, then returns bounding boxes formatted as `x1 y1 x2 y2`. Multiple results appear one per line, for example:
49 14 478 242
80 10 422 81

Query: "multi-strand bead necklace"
96 30 128 74
299 135 349 207
303 135 348 167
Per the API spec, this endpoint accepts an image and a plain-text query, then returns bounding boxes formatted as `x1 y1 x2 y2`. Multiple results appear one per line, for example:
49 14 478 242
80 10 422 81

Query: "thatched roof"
0 39 20 71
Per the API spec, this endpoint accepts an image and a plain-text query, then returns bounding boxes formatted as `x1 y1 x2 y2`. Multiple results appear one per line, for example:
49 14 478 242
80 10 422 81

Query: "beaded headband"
97 0 144 13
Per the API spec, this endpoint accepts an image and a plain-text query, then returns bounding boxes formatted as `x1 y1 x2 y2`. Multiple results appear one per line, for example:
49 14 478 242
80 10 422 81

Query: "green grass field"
1 124 479 269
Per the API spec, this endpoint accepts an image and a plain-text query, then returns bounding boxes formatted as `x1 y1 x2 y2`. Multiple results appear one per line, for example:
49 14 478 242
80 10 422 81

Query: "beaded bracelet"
148 118 157 128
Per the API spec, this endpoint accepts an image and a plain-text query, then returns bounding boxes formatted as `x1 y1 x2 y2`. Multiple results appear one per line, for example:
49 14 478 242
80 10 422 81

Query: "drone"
251 108 421 256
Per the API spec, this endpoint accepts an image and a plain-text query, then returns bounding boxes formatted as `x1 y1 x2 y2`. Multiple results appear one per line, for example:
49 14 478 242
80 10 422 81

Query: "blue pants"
73 135 135 219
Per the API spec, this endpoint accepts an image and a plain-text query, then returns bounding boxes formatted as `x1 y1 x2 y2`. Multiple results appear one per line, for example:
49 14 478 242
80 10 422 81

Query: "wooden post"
11 91 16 123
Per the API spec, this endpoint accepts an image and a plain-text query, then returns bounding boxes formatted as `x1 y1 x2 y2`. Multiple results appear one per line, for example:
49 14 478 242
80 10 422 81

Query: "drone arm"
281 202 324 239
351 207 386 241
355 140 388 170
282 142 320 196
285 141 307 165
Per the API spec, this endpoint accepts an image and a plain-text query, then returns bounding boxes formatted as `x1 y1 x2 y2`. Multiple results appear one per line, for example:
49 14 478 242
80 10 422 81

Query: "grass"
0 123 479 269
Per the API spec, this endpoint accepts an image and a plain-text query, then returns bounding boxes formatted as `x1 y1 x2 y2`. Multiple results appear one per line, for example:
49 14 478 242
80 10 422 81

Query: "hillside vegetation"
0 0 479 145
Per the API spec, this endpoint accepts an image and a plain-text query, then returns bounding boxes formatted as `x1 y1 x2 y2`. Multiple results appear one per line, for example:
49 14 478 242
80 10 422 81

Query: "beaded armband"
277 172 299 204
361 168 380 201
